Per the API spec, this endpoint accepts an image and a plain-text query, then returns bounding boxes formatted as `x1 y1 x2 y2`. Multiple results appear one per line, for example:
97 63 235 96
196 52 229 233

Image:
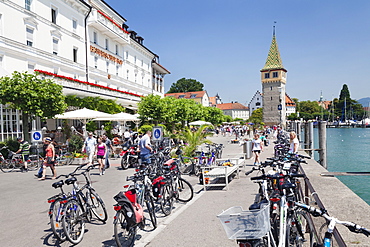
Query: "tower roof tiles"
261 35 286 72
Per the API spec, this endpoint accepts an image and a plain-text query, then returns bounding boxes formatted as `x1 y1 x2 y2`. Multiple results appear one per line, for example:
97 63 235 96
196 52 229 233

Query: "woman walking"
95 137 107 176
39 137 57 180
252 133 263 165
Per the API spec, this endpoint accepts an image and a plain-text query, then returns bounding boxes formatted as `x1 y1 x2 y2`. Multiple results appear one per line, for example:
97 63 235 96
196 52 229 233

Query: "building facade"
0 0 169 140
165 91 210 107
248 90 262 116
261 31 287 126
216 102 249 120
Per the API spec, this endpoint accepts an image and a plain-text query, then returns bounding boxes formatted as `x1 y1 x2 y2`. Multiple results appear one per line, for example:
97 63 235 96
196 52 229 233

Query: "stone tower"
261 29 287 127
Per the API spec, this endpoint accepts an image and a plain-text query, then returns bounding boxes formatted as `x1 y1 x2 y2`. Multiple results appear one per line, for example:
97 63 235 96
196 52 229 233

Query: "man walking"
138 130 153 164
82 132 97 165
102 134 113 169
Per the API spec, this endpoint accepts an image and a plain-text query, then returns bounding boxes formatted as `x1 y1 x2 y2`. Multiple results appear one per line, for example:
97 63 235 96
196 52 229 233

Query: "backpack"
113 191 137 227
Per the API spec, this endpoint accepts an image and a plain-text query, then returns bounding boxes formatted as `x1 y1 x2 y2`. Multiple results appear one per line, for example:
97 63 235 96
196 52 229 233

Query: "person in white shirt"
252 133 263 165
289 131 299 153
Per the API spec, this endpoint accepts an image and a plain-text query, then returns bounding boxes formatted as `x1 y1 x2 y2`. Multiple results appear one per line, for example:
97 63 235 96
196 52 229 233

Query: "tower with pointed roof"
261 27 287 126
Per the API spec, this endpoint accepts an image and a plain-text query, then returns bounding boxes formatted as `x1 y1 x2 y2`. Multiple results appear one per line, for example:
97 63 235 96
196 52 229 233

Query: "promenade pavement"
0 134 270 247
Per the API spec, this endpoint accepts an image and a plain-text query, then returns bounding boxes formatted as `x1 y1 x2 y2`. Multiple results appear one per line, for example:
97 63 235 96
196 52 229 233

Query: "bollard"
318 121 327 169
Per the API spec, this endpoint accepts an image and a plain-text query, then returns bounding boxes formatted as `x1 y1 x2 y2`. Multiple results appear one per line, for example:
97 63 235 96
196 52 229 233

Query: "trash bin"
243 141 252 159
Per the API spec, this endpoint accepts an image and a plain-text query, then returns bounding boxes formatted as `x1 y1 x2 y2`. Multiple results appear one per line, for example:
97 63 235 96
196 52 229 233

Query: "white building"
248 90 263 116
216 102 250 120
0 0 169 141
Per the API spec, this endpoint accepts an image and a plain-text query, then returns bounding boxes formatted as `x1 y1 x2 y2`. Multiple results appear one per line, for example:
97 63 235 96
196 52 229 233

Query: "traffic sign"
31 130 43 143
152 126 163 141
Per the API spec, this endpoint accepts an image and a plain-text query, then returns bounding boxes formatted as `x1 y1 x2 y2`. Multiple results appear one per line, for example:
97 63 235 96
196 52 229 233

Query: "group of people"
81 132 113 176
251 129 299 165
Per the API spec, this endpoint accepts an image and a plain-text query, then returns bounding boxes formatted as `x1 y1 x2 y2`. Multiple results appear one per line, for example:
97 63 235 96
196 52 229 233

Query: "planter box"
70 158 88 165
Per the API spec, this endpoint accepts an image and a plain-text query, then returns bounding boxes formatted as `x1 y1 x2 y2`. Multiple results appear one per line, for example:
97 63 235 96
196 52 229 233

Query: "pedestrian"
39 137 57 180
252 133 263 165
15 137 30 172
123 129 131 142
95 137 107 175
82 132 97 165
102 134 113 169
289 131 299 153
138 130 153 164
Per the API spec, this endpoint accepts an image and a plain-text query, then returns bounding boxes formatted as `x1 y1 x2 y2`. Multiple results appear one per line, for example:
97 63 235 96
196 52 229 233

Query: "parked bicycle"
0 146 42 172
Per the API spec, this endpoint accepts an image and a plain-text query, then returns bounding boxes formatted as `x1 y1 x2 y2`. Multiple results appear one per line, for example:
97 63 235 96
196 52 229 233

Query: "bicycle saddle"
65 177 77 185
52 180 64 189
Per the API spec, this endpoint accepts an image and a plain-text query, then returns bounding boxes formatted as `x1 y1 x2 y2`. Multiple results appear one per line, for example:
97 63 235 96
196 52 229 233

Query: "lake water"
310 127 370 205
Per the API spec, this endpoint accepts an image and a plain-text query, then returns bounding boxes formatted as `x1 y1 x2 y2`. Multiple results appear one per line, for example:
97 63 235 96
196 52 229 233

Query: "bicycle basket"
217 203 270 240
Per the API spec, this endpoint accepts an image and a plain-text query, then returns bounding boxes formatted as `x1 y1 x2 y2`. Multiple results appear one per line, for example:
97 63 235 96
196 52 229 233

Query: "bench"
201 164 240 191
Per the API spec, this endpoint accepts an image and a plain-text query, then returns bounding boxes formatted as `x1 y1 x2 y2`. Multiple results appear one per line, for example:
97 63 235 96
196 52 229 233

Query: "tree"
0 71 67 140
65 95 125 114
247 108 264 129
333 84 364 120
166 78 204 93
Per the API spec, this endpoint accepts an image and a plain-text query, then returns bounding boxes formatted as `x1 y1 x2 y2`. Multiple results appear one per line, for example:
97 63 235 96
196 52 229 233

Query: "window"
270 87 273 90
271 97 273 100
0 56 3 67
126 51 129 60
116 65 119 76
26 27 34 46
264 73 270 79
105 38 109 50
93 32 97 44
115 44 118 55
51 7 57 24
179 95 185 98
52 38 58 55
94 56 98 68
72 19 77 32
106 61 109 73
257 98 259 100
190 94 197 98
256 102 261 106
25 0 32 11
134 56 137 64
273 72 278 78
27 63 34 73
134 73 137 83
73 47 78 62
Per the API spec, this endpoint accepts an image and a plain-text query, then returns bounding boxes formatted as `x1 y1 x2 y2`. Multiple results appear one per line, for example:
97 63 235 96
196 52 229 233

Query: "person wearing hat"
15 137 30 172
39 137 57 180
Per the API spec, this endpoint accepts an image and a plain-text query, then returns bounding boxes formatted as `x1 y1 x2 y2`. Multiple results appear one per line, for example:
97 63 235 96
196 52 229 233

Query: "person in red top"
39 137 57 180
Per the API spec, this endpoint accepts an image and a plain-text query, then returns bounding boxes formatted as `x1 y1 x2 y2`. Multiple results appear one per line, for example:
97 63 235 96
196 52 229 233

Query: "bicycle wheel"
0 160 14 173
114 211 136 247
49 198 66 242
27 157 41 171
62 199 85 245
286 210 315 247
121 155 130 170
160 183 174 216
177 177 193 203
144 194 157 230
88 190 108 222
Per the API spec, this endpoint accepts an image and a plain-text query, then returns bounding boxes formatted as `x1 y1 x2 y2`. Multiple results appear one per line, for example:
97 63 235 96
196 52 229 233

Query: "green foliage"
203 107 225 125
65 95 125 114
339 84 350 101
332 85 364 120
139 125 153 134
167 78 204 93
223 115 233 123
0 71 67 140
247 108 264 129
287 113 299 121
179 125 212 156
68 135 84 153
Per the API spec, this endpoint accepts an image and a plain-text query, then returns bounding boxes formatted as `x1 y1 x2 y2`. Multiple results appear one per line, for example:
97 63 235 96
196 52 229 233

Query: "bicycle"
0 147 41 172
174 146 199 176
295 202 370 247
113 169 157 247
61 164 108 244
55 145 73 166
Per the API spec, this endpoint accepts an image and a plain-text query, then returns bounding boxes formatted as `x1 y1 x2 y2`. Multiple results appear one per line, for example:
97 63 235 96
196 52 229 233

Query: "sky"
107 0 370 105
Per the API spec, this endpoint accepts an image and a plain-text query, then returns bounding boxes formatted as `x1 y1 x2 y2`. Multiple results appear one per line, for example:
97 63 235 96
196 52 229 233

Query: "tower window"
273 72 278 78
271 97 273 100
51 7 57 24
264 73 270 79
271 87 273 90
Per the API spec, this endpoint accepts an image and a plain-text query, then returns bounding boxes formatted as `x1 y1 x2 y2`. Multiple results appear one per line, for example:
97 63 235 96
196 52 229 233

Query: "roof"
216 103 249 110
165 91 207 99
317 100 331 110
209 96 216 105
285 94 296 106
261 34 286 72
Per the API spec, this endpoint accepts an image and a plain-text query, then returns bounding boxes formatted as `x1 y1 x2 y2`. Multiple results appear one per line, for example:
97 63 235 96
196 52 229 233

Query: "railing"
299 165 347 247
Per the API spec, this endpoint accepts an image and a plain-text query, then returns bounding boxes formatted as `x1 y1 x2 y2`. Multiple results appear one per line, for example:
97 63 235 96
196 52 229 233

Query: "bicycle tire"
88 190 108 222
114 211 136 247
177 177 193 203
62 199 85 245
0 160 14 173
27 157 41 171
286 210 315 247
49 198 67 242
160 183 174 216
144 194 157 230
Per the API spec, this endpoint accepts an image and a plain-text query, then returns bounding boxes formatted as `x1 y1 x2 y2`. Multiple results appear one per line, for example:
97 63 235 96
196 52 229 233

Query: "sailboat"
362 103 370 126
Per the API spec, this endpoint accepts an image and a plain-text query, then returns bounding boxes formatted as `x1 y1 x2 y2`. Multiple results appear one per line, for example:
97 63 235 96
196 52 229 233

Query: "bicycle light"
113 205 122 211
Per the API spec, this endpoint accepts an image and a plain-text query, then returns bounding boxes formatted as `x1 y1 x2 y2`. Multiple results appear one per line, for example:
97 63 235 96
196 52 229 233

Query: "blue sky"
108 0 370 104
